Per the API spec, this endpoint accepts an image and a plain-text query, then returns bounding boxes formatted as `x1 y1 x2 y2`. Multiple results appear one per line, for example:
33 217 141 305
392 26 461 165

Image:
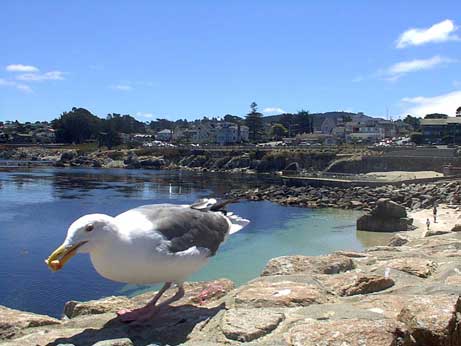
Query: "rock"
221 309 285 342
64 296 132 319
123 152 140 168
388 234 409 247
357 199 413 232
286 319 409 346
234 280 334 308
0 305 60 340
425 229 451 237
65 279 234 319
451 224 461 232
318 272 395 296
350 200 363 207
261 254 354 276
384 258 438 278
60 151 77 162
92 338 134 346
397 295 461 345
372 198 407 218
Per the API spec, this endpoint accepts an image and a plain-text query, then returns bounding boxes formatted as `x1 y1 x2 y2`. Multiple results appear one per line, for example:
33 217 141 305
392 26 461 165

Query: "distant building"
320 117 336 134
421 117 461 144
155 129 173 142
295 133 339 146
345 119 385 143
216 123 249 145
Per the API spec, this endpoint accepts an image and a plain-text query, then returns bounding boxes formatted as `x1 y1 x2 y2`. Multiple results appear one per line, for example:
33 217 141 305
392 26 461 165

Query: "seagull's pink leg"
196 284 226 305
117 282 172 322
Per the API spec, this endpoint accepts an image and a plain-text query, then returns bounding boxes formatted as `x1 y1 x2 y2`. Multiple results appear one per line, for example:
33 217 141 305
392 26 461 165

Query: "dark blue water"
0 167 369 317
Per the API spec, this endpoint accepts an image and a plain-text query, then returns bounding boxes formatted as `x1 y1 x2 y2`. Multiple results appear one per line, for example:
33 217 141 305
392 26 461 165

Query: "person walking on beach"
426 218 430 230
433 205 438 223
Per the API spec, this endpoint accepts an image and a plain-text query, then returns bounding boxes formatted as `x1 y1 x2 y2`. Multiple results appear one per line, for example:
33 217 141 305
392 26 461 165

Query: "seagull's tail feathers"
191 198 250 234
190 198 218 210
225 212 250 234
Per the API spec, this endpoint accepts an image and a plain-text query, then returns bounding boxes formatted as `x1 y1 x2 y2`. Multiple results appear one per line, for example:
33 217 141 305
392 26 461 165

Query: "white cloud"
0 78 33 93
401 90 461 117
136 112 153 118
263 107 286 114
6 64 39 72
396 19 460 48
16 70 65 81
111 84 132 91
383 56 455 80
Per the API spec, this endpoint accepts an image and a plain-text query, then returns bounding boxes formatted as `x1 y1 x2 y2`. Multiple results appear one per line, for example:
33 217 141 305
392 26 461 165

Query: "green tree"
52 107 102 144
224 114 243 124
403 114 421 131
245 102 264 142
295 109 312 134
456 107 461 117
271 123 288 140
425 113 448 119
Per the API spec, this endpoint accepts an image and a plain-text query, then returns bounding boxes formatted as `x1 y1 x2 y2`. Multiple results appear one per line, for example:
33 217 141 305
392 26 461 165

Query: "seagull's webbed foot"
117 282 184 323
117 305 157 323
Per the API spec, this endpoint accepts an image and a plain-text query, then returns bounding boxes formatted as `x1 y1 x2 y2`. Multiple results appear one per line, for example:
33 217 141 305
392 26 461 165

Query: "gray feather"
133 204 229 256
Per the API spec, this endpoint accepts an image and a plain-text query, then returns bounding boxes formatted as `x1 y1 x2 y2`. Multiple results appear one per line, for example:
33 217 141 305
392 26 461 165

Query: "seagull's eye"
85 224 94 232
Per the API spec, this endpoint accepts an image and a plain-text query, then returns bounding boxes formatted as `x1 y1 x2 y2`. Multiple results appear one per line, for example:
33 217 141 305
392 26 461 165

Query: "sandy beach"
409 204 461 239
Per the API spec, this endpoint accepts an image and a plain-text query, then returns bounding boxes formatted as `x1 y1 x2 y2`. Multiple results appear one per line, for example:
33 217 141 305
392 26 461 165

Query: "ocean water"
0 167 369 317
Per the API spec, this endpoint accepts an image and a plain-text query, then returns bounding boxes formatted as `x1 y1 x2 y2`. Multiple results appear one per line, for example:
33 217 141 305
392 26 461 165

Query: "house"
345 119 385 143
320 117 336 134
295 133 339 146
155 129 173 142
421 117 461 144
216 123 249 145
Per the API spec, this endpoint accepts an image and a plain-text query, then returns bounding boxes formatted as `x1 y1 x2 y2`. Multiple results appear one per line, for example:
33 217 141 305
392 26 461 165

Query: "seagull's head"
45 214 116 272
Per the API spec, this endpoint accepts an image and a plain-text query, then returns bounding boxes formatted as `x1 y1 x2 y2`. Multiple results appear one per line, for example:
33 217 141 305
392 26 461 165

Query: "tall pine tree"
245 102 264 142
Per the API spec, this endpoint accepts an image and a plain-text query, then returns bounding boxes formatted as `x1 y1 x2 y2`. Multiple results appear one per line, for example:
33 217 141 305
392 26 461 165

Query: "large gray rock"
357 214 412 232
372 198 407 218
357 199 413 232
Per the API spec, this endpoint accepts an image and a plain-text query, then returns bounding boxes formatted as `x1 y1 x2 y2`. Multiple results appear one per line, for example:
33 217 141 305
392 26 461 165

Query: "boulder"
0 305 60 340
234 280 334 308
397 295 461 345
388 234 409 247
261 254 354 276
318 272 395 296
221 309 285 342
357 199 412 232
451 224 461 232
372 198 407 218
425 229 451 237
383 258 438 278
286 319 409 346
357 214 411 232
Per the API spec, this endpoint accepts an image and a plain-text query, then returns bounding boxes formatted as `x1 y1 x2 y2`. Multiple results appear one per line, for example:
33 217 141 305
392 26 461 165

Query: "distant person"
433 205 438 223
426 218 430 230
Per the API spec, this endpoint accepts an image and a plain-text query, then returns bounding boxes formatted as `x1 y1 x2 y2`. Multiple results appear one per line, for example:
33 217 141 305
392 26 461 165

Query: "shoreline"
2 203 461 345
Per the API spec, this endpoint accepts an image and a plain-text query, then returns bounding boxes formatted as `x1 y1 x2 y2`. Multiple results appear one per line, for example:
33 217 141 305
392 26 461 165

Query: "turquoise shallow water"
0 167 366 317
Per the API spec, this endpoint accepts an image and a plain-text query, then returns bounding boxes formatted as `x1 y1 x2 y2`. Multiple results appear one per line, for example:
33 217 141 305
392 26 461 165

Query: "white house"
156 129 173 142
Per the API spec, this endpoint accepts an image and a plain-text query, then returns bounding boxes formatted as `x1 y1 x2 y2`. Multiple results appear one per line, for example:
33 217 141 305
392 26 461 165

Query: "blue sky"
1 1 461 122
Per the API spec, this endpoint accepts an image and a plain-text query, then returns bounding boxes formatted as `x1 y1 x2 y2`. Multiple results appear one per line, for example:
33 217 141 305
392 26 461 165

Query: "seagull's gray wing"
132 204 230 256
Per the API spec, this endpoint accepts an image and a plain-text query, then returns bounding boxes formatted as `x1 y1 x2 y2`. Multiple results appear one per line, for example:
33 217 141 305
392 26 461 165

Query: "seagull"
45 198 249 322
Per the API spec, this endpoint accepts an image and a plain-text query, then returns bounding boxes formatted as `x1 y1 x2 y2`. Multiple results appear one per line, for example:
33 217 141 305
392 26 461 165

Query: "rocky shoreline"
0 147 337 174
228 179 461 212
2 219 461 345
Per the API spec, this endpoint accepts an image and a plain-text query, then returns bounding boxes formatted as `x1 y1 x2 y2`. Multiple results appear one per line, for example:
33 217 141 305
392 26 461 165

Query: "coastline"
2 199 461 345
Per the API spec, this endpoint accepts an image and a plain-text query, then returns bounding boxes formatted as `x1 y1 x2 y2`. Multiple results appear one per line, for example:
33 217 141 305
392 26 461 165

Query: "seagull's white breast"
89 211 209 284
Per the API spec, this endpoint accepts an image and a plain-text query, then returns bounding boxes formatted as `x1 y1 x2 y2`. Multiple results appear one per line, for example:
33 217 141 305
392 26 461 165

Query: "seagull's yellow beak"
45 241 87 272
